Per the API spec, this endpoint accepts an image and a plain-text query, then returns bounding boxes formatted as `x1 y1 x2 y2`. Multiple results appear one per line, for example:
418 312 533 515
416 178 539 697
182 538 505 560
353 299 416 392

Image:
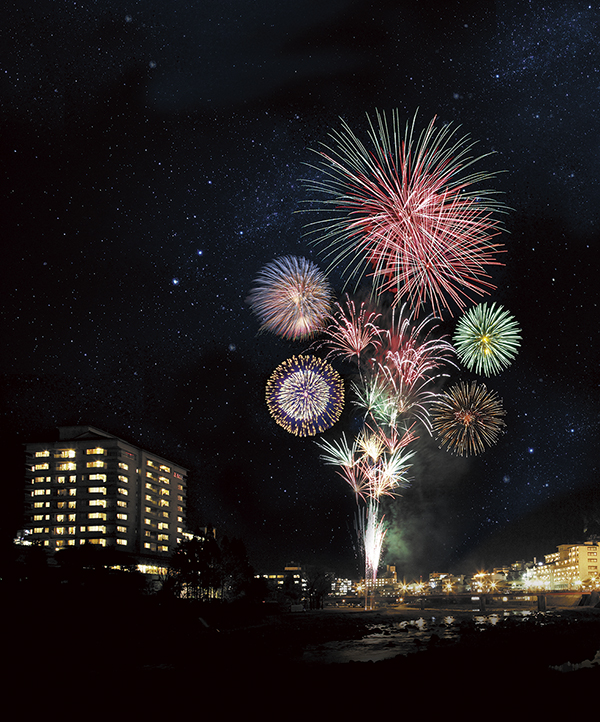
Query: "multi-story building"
23 425 187 562
523 541 599 590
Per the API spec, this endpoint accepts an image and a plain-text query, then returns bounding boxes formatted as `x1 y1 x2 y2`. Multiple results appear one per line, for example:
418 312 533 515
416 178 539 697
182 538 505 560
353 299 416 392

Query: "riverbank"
9 597 599 712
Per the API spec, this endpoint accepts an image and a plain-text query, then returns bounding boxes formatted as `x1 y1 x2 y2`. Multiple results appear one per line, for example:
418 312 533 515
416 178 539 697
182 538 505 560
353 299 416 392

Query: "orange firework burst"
431 380 506 456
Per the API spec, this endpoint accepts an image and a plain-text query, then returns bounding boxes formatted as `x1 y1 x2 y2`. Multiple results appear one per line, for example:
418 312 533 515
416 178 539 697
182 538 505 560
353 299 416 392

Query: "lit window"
158 522 169 530
68 514 76 521
68 501 76 509
54 527 66 535
86 461 106 468
57 489 68 496
89 499 107 507
86 526 106 534
174 472 183 480
68 488 76 496
159 465 171 473
86 448 106 455
160 488 170 496
69 475 76 483
57 462 76 471
117 513 128 520
159 499 170 508
56 514 66 522
159 545 169 552
159 476 169 484
88 513 107 521
117 526 127 533
34 502 45 509
33 463 49 471
33 514 44 521
118 487 128 496
117 539 127 546
35 451 50 457
33 527 44 534
116 500 127 508
33 489 49 496
55 540 66 548
118 475 128 483
68 527 76 535
89 474 106 482
119 462 129 470
88 539 106 547
158 534 169 541
57 476 66 484
56 450 76 458
88 487 107 495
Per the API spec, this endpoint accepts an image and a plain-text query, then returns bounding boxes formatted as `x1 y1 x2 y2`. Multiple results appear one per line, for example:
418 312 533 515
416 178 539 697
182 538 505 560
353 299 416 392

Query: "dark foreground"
9 593 600 713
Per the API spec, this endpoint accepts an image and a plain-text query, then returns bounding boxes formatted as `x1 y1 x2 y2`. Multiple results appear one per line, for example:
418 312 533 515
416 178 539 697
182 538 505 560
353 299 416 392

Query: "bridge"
401 589 599 612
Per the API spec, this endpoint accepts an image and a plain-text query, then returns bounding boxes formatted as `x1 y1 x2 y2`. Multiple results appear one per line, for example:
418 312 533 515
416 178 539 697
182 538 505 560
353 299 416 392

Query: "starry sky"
2 1 599 579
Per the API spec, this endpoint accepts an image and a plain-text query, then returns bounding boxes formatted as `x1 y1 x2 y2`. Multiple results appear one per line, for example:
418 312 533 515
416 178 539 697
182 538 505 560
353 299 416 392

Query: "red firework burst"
302 110 506 316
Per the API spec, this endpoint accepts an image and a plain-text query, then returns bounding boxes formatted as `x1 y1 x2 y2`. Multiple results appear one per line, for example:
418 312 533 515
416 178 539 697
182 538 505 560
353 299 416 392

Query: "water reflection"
302 610 543 664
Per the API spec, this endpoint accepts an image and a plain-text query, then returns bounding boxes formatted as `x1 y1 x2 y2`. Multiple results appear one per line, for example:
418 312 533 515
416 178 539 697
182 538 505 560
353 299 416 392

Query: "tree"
169 531 222 600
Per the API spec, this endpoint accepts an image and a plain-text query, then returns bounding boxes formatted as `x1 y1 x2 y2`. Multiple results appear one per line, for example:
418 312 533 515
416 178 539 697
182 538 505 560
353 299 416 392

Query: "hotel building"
523 541 599 590
23 426 187 561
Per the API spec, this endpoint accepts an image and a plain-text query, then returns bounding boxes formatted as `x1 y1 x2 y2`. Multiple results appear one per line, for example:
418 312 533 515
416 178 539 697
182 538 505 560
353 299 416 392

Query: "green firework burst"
453 302 521 376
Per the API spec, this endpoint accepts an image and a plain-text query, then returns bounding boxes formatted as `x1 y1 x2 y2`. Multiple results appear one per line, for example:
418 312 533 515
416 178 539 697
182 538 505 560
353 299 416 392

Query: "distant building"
22 426 187 562
523 542 600 590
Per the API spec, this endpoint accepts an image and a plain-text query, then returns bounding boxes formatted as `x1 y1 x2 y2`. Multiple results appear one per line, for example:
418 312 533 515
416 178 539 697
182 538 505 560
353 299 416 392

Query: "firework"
453 302 521 376
361 500 386 584
302 110 506 316
265 355 344 437
352 305 455 431
431 381 506 456
247 256 332 340
316 424 414 501
315 295 382 362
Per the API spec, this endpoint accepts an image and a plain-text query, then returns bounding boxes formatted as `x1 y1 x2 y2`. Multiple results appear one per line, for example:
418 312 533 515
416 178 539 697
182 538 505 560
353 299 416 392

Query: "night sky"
2 1 599 579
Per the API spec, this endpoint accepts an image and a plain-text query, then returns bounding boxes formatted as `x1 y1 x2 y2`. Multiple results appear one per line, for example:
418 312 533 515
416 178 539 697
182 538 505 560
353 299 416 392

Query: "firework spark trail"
248 255 332 340
302 110 506 316
431 380 506 456
453 302 521 376
357 500 386 587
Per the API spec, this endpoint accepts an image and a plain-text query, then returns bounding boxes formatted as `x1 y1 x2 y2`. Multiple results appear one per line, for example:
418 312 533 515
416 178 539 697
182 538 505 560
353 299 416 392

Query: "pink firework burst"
247 256 332 341
357 305 456 430
314 294 383 362
302 110 507 317
377 305 456 387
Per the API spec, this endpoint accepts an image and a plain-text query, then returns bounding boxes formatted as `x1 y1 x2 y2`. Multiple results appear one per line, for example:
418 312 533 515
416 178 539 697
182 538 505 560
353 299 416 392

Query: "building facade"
23 426 187 561
523 541 599 590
